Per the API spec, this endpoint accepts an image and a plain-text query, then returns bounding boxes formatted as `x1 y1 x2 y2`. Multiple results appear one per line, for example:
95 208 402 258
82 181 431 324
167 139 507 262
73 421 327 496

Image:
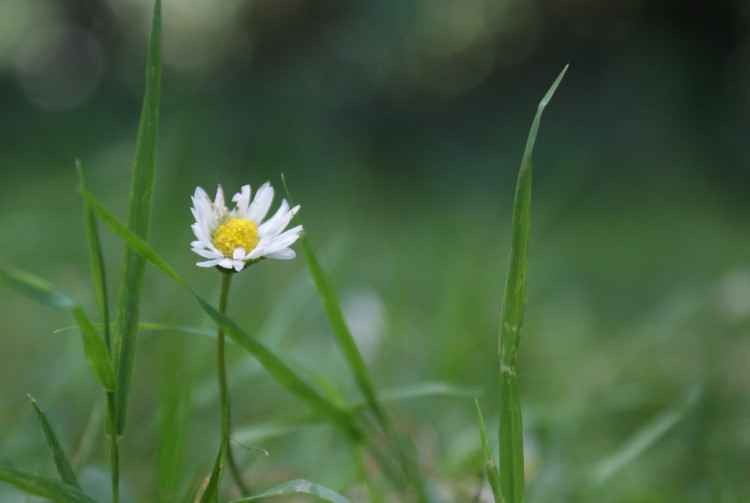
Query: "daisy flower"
191 182 303 272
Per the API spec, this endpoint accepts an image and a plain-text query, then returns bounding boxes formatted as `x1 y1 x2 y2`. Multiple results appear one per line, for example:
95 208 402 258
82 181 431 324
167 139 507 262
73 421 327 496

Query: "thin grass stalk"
217 272 249 495
106 392 119 503
497 66 567 503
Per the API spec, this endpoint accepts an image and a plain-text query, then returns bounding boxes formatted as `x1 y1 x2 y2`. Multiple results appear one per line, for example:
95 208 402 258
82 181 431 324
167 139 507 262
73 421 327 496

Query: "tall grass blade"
0 464 97 503
80 188 363 441
112 0 162 434
475 400 503 503
27 395 82 490
0 261 115 391
497 65 567 503
77 161 111 350
230 479 353 503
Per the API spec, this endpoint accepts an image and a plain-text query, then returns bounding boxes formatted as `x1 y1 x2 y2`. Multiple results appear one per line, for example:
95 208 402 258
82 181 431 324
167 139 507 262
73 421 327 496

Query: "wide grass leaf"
112 0 162 435
28 395 81 490
230 479 352 503
0 464 97 503
0 261 115 391
497 65 567 503
80 187 363 441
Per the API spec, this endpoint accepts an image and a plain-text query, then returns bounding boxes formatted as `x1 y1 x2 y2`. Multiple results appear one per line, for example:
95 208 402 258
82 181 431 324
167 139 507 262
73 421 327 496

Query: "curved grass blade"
198 442 226 503
0 464 97 503
230 479 352 503
80 188 362 441
0 261 115 391
281 178 383 422
27 395 81 490
77 161 111 350
475 400 503 503
112 0 162 435
497 65 567 503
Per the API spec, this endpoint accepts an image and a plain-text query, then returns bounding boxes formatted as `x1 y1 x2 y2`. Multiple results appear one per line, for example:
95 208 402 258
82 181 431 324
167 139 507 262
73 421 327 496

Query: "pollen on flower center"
212 218 259 257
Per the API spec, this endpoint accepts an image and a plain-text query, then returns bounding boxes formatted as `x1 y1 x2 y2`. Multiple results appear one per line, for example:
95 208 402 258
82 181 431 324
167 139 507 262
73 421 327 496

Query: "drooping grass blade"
80 187 363 441
0 261 115 391
27 395 82 490
0 464 97 503
112 0 162 435
497 66 567 503
230 479 353 503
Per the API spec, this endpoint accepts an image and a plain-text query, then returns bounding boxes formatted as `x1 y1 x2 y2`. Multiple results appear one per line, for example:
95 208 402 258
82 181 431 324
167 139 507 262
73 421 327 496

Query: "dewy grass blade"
27 395 82 490
475 400 503 503
497 65 567 503
0 261 115 391
113 0 162 435
77 161 111 350
230 479 353 503
80 187 363 441
0 464 97 503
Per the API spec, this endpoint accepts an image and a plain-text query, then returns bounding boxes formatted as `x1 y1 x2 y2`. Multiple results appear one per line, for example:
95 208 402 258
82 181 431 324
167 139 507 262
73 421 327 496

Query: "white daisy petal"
231 185 252 216
246 182 274 223
265 248 296 260
196 258 224 268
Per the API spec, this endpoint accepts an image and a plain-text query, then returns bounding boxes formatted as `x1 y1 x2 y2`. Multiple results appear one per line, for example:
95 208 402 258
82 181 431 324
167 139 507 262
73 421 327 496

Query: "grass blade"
112 0 162 434
198 444 225 503
80 187 363 441
157 341 190 502
475 400 503 503
497 65 567 503
27 395 81 490
282 179 383 424
589 389 699 486
0 261 115 391
77 161 111 350
230 479 353 503
0 464 97 503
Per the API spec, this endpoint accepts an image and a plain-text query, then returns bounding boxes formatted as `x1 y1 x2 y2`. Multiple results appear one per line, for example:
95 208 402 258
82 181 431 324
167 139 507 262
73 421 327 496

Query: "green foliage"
28 395 82 490
112 0 162 435
0 465 97 503
496 66 567 503
231 479 353 503
0 261 115 391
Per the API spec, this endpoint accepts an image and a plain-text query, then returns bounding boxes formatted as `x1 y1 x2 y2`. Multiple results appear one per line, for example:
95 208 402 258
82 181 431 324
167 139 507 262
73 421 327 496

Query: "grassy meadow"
0 1 749 501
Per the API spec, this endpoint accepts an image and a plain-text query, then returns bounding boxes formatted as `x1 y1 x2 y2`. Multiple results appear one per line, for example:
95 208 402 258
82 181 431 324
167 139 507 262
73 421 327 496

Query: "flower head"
191 182 302 272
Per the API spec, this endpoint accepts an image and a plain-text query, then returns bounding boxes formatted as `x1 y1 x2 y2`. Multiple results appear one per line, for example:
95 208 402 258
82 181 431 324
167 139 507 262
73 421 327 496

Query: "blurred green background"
1 0 749 501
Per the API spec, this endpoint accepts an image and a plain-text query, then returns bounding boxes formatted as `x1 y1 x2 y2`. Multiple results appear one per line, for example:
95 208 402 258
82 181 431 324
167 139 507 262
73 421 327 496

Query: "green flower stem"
217 271 249 495
106 391 119 503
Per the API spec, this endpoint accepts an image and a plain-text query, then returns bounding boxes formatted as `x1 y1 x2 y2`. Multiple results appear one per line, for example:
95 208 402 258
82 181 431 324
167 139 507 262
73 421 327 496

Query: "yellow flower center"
212 218 259 257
